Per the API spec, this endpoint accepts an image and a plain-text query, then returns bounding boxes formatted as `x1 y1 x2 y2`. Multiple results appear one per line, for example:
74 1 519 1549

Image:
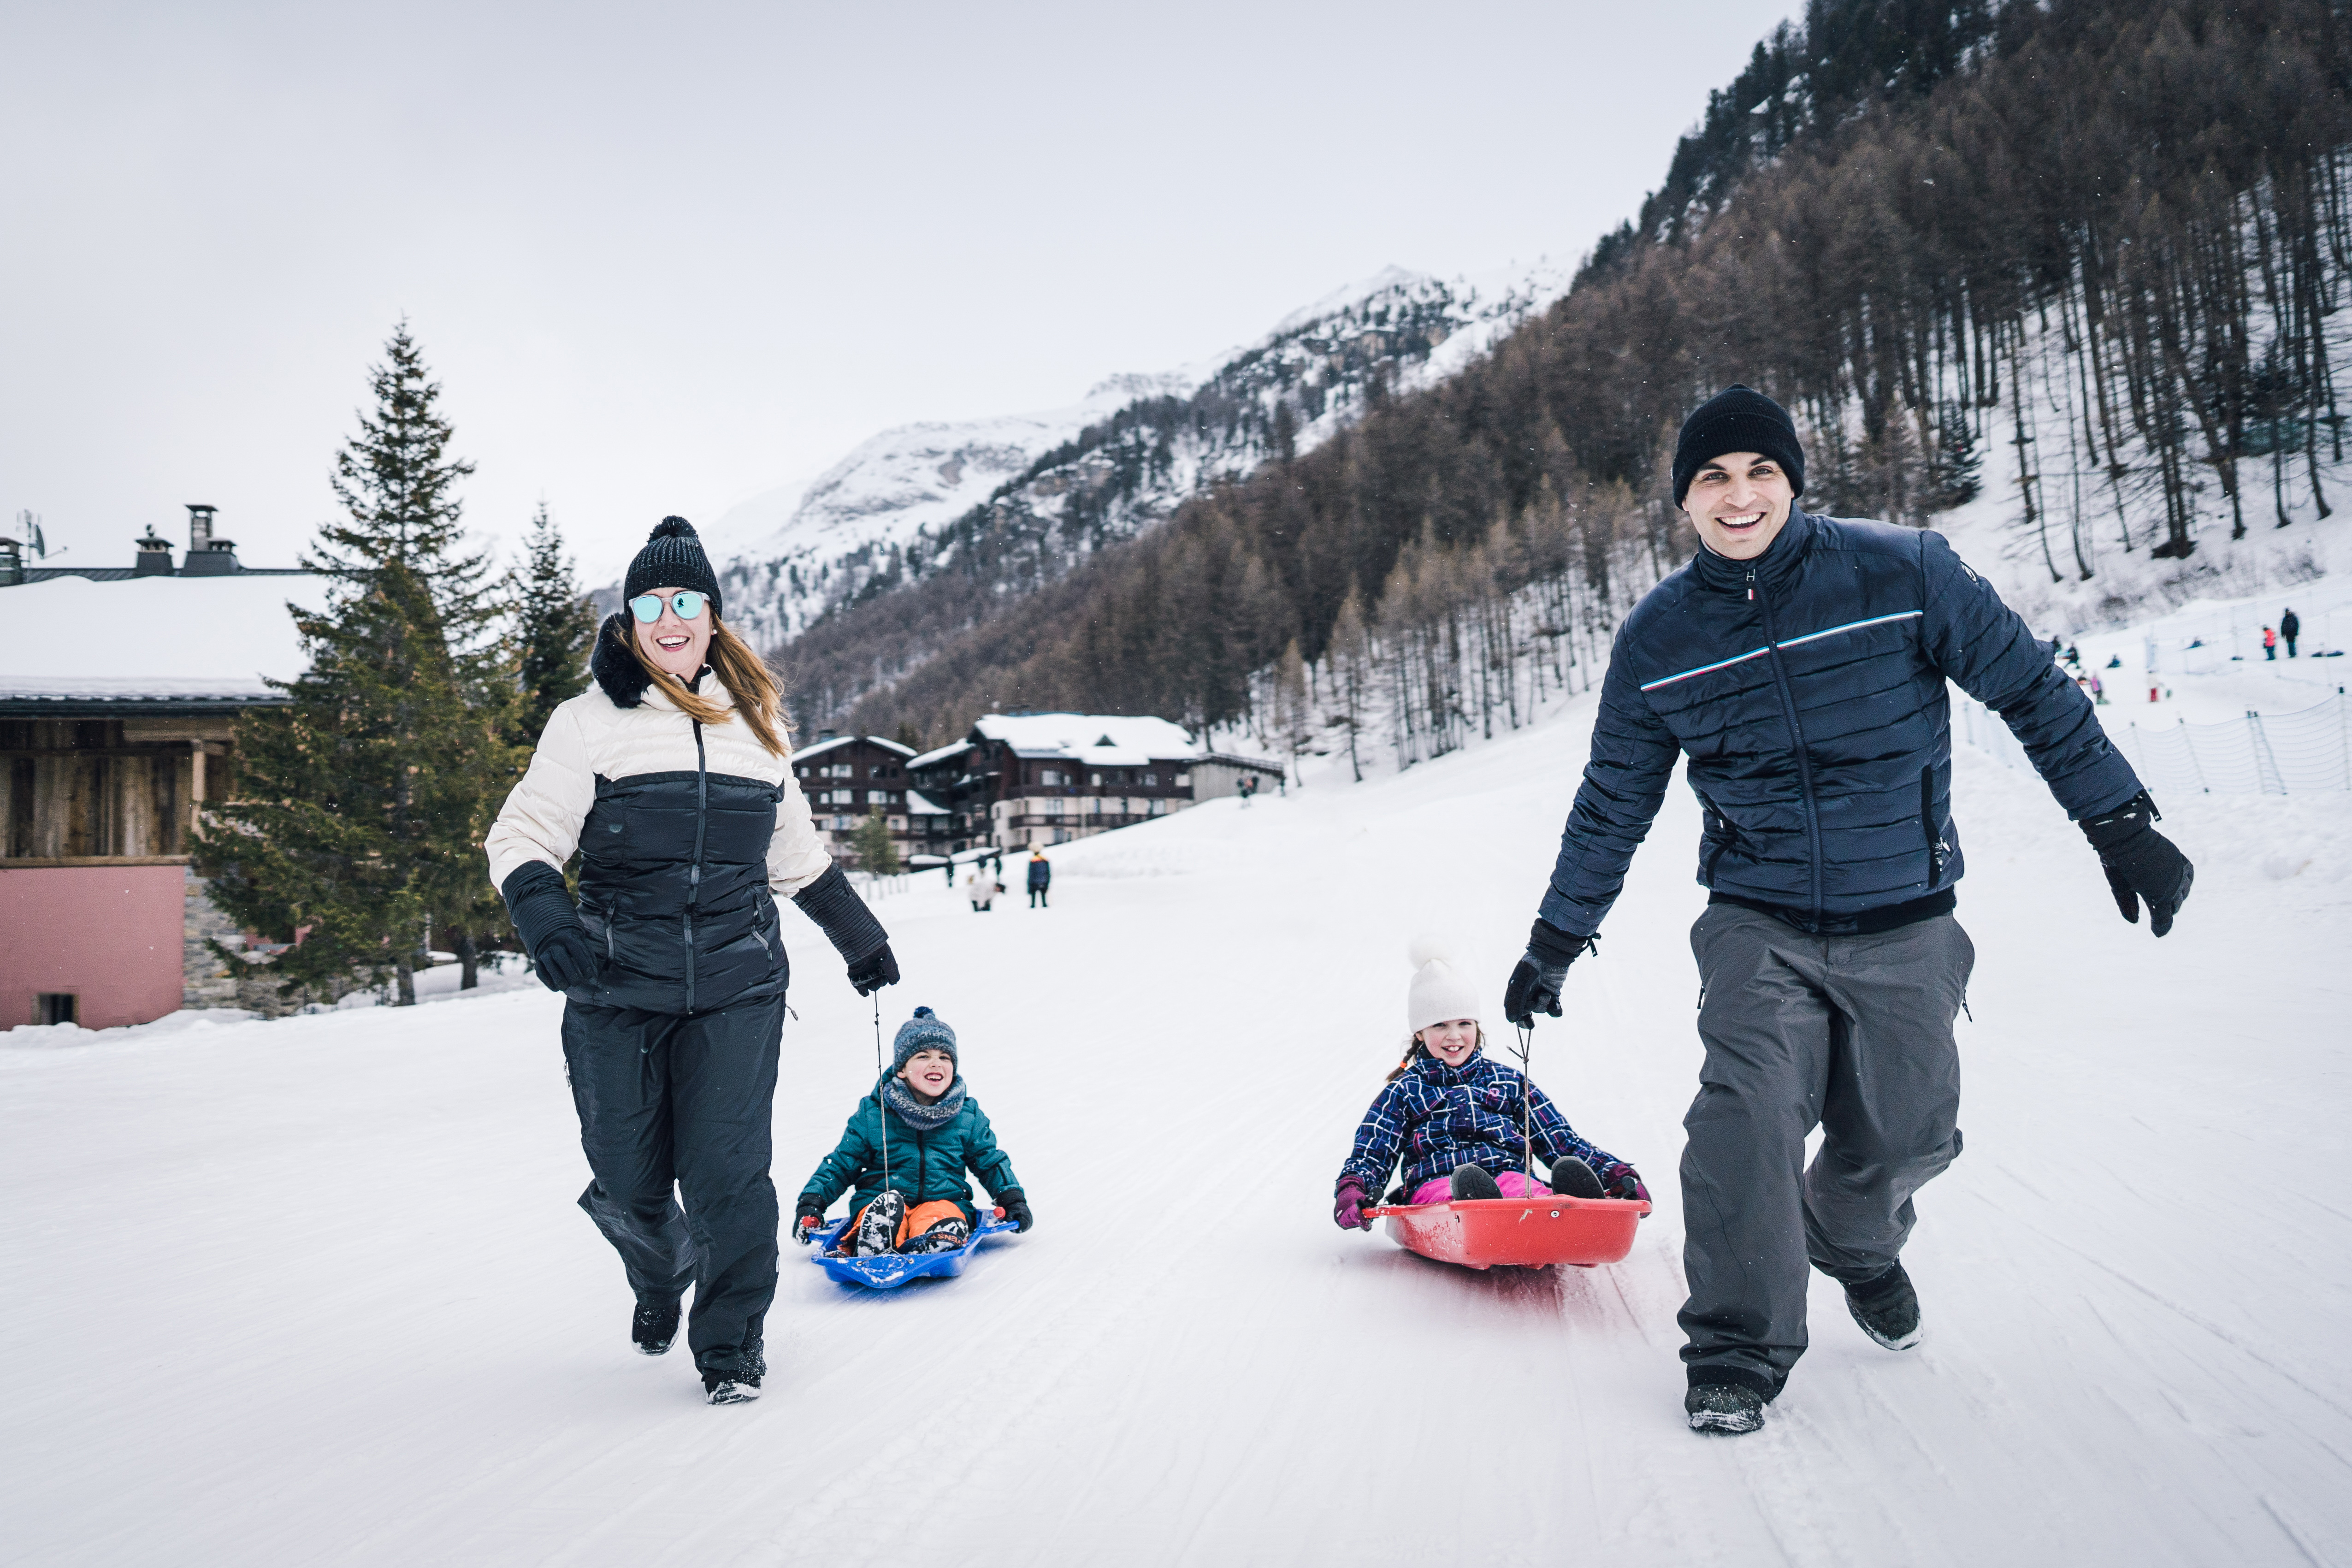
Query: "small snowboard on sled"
808 1208 1020 1290
1363 1194 1650 1271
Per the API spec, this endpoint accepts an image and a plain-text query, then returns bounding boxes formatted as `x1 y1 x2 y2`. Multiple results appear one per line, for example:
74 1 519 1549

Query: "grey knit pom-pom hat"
623 516 722 620
892 1006 957 1071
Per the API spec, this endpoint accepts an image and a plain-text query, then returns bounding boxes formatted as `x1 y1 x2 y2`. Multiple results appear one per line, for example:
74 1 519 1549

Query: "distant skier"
1332 942 1646 1230
2281 606 2301 657
966 870 995 912
1501 387 2193 1436
1027 849 1051 908
485 518 900 1407
792 1006 1032 1256
2264 626 2278 660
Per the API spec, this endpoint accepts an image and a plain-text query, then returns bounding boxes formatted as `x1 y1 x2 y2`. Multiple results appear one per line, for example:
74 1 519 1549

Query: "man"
1501 386 2193 1435
1027 848 1051 908
2281 605 2300 657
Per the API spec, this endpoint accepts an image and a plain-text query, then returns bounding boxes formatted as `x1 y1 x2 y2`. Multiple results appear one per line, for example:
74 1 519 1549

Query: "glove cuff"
1525 918 1591 969
2080 789 2160 849
793 864 890 964
500 861 584 958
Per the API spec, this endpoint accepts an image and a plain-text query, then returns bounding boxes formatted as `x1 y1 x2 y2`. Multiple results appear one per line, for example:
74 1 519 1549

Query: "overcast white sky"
1 1 1795 584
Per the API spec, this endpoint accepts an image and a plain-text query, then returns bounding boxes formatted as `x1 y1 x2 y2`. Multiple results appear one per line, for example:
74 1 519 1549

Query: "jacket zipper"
1920 763 1944 888
685 718 707 1015
1749 566 1826 929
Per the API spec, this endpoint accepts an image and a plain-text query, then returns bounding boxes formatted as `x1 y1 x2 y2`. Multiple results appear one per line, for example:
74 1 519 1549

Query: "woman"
486 517 898 1405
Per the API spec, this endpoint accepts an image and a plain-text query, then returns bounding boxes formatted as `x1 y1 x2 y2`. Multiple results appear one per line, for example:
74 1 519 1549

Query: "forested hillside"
796 0 2352 758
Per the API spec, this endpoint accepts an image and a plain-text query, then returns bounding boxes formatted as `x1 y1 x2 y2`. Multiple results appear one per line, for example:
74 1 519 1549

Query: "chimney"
133 524 176 577
818 728 838 742
181 503 240 576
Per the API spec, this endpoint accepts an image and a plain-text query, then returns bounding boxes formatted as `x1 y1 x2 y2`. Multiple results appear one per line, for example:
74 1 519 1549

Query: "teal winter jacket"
798 1079 1021 1225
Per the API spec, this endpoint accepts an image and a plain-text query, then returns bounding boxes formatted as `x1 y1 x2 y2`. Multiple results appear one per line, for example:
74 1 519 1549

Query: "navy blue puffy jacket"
1539 511 2142 936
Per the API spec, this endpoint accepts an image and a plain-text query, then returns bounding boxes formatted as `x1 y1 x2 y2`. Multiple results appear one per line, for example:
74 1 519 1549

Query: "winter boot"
1844 1262 1922 1351
901 1216 972 1255
1548 1156 1605 1200
1685 1382 1767 1434
847 1191 907 1257
631 1293 681 1356
703 1373 762 1405
1448 1164 1502 1201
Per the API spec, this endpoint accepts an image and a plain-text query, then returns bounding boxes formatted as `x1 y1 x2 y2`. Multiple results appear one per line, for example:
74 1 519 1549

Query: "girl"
486 517 900 1406
1332 941 1646 1230
793 1006 1032 1254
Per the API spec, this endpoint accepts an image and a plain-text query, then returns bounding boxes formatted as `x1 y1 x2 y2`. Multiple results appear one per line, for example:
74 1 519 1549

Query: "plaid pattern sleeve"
1338 1081 1411 1195
1523 1074 1618 1174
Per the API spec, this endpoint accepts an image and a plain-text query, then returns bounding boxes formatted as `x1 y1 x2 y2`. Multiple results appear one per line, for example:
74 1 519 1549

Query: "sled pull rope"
1513 1021 1535 1178
874 993 891 1211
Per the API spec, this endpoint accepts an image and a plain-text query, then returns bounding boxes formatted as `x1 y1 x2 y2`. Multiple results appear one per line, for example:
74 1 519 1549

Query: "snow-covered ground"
5 673 2348 1565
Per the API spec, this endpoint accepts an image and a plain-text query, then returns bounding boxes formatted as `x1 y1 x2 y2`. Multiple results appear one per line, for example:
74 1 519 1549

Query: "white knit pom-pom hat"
1406 935 1482 1035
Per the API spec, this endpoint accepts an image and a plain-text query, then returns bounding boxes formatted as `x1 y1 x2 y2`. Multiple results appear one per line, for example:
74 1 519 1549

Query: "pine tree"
851 809 901 875
508 502 598 748
198 323 506 1007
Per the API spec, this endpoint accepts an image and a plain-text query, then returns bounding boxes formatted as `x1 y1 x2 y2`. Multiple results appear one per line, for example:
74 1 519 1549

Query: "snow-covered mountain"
709 260 1572 649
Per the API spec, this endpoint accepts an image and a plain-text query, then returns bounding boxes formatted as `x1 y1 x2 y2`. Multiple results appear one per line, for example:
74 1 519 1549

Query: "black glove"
1503 919 1590 1026
792 1196 827 1246
997 1189 1033 1232
793 865 896 991
500 862 600 992
2080 791 2193 937
847 942 900 996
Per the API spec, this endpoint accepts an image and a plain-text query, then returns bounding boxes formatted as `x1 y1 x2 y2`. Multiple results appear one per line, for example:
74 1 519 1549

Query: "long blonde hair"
624 615 793 756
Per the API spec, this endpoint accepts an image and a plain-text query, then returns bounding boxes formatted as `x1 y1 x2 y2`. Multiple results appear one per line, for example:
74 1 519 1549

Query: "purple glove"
1600 1163 1650 1204
1334 1178 1374 1231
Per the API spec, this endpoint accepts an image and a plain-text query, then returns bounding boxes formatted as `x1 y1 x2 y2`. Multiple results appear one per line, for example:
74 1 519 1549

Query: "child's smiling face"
900 1047 956 1103
1418 1018 1479 1067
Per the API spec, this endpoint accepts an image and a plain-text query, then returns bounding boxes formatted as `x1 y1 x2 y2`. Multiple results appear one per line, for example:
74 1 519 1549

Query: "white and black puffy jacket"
485 621 885 1014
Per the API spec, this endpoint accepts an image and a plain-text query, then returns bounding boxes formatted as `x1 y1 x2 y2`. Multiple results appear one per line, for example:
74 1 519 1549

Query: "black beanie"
1671 385 1806 507
623 517 722 620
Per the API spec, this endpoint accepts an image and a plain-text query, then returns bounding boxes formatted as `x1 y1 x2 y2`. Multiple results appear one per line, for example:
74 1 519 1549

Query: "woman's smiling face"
633 586 712 679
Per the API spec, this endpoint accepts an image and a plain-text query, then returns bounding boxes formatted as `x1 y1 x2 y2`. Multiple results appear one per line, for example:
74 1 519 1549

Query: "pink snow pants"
1410 1171 1547 1205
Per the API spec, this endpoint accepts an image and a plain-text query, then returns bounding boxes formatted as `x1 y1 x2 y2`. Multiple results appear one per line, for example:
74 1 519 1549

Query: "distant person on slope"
2281 606 2300 657
793 1006 1031 1255
1499 386 2194 1437
2264 625 2278 660
485 517 901 1407
1332 943 1646 1230
1027 849 1051 908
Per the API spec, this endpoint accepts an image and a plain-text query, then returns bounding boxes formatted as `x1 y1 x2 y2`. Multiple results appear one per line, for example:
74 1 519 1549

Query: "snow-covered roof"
903 789 947 816
0 573 322 702
969 713 1199 766
908 739 976 770
790 733 915 765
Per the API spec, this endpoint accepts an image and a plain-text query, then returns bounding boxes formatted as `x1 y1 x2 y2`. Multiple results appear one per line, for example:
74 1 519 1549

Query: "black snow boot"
703 1371 762 1405
847 1191 907 1257
1685 1382 1767 1434
1548 1156 1605 1200
901 1216 972 1254
1844 1262 1922 1351
1448 1164 1502 1201
632 1293 681 1356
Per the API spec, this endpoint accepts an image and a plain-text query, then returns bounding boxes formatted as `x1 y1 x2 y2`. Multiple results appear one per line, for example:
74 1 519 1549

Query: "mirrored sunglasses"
629 590 708 623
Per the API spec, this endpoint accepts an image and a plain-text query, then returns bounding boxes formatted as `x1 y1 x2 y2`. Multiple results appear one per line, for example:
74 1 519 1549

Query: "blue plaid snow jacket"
1539 510 2144 936
1336 1050 1619 1197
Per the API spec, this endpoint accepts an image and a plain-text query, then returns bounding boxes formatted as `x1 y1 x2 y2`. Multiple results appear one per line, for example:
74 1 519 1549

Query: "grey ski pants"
561 992 784 1380
1678 904 1973 1394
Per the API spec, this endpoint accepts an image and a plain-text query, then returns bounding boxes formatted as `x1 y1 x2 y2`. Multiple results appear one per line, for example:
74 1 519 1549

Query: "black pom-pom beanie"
1671 386 1806 507
622 516 722 620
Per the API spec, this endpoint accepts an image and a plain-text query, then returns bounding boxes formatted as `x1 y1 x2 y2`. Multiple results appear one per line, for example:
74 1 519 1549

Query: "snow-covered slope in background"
709 260 1571 646
5 593 2346 1567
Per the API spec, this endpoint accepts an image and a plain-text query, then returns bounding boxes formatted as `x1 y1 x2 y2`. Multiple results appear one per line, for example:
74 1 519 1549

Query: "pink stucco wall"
0 864 186 1029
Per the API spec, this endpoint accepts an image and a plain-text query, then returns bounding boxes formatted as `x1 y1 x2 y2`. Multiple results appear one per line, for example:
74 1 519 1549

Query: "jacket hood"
1407 1047 1489 1089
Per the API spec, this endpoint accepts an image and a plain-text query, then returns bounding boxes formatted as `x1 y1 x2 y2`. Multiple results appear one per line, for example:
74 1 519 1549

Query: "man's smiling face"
1682 451 1797 562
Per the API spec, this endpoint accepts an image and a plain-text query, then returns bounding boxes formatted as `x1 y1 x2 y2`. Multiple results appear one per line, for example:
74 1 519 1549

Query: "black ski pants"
561 991 784 1380
1678 905 1973 1397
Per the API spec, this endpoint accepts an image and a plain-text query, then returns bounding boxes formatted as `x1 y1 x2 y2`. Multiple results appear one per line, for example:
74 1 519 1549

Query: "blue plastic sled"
808 1214 1021 1290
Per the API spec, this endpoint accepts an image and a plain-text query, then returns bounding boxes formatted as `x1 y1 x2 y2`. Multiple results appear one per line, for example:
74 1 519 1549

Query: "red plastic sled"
1363 1195 1651 1270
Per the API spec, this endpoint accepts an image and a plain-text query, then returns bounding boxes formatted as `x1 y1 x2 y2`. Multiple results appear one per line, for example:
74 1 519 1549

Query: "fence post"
2340 687 2349 792
2179 717 2211 793
2247 711 2286 794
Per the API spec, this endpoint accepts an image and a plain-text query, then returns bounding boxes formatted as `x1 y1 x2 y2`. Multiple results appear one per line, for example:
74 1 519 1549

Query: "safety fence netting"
1956 687 2352 795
